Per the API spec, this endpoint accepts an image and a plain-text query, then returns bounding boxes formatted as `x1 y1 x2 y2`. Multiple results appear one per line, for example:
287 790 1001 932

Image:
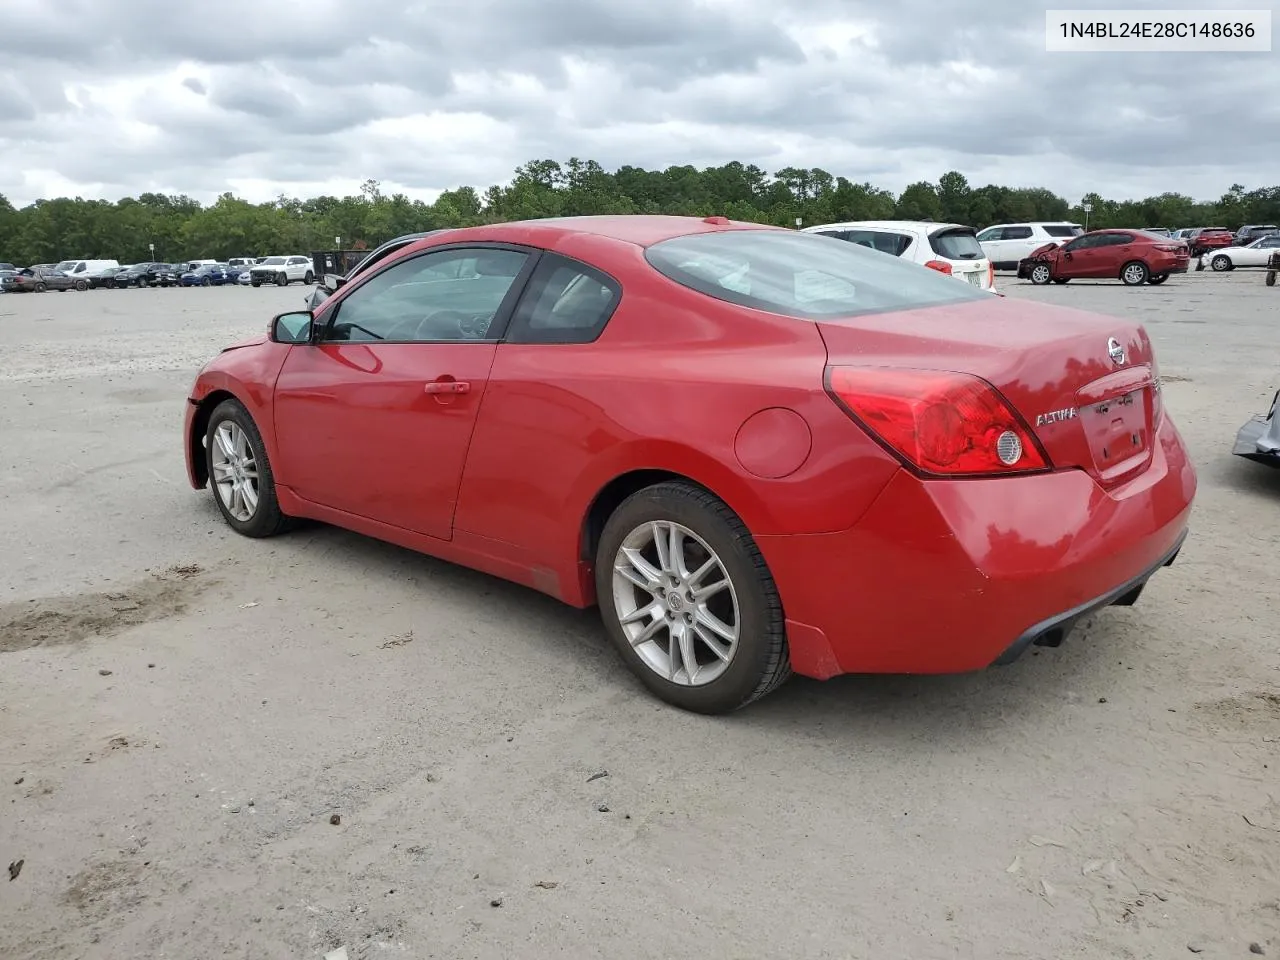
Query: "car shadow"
215 510 1152 743
1218 455 1280 498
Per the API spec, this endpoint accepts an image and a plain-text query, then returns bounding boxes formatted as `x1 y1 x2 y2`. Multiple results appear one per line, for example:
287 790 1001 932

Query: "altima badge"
1108 337 1127 365
1035 407 1079 427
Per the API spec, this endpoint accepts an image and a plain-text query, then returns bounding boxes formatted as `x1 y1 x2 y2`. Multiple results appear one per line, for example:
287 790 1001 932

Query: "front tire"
303 271 314 284
595 481 790 714
1266 270 1277 287
204 399 291 539
1211 254 1232 272
276 272 288 286
1121 261 1149 285
1029 263 1052 285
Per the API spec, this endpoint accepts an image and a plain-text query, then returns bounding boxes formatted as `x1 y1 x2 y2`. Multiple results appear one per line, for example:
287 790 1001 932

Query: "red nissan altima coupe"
183 215 1197 714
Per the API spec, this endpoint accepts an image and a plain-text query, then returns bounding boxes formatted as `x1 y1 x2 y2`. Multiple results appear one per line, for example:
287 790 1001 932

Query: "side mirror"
269 310 314 344
323 273 346 290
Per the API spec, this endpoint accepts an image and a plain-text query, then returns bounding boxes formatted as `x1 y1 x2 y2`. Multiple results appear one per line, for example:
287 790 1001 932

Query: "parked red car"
1019 229 1189 286
1189 227 1234 257
184 216 1196 713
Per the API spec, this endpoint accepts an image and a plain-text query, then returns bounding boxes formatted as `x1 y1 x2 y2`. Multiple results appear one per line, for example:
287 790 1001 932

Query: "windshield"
645 229 988 320
261 257 286 265
929 228 984 260
54 260 76 272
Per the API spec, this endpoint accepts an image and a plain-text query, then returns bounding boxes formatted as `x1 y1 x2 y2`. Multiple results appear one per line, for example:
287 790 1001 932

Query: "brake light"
825 367 1050 476
987 261 995 289
923 260 952 275
1155 243 1180 252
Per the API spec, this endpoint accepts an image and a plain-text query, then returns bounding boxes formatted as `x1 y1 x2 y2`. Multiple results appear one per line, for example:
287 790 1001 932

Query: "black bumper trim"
991 527 1189 667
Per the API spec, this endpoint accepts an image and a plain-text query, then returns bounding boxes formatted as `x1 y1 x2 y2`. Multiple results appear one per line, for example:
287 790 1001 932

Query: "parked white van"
54 259 120 279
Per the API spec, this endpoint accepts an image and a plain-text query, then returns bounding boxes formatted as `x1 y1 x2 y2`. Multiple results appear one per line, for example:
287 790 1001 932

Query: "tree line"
1 159 1277 266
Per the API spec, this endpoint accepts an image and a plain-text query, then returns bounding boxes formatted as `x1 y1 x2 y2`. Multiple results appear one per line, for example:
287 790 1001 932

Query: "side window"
976 228 1002 242
1107 233 1134 245
1004 226 1034 240
505 255 621 344
323 247 529 343
1063 235 1093 251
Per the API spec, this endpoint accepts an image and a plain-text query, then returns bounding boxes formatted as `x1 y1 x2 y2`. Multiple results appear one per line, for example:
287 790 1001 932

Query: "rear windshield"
1043 225 1083 238
644 229 988 320
928 228 984 260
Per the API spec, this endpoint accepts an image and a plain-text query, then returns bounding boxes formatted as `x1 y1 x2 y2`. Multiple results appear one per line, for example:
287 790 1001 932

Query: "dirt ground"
1 269 1277 959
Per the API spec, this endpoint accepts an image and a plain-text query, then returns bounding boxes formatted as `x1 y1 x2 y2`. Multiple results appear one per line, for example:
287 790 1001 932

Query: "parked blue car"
181 264 234 286
181 264 232 286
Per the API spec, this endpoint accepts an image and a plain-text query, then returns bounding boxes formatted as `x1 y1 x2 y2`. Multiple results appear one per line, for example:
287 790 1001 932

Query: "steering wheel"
412 309 490 341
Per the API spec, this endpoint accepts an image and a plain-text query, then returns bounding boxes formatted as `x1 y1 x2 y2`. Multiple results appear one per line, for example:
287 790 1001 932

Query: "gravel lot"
1 270 1277 959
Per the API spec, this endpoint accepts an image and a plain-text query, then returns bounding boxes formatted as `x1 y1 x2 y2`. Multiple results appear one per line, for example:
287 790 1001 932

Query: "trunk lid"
816 297 1159 486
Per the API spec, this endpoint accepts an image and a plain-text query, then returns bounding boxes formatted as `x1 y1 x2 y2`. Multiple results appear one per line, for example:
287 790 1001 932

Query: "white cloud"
0 0 1276 207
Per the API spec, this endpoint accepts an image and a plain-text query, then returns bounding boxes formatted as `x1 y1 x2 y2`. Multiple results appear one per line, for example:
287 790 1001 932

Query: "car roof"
430 215 780 249
805 220 972 234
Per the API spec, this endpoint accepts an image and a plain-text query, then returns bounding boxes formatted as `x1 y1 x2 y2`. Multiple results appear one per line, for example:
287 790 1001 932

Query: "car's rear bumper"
1233 389 1280 465
757 415 1197 679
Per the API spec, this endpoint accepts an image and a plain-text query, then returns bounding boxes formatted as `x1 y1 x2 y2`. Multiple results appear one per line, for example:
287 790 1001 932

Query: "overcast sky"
0 0 1275 207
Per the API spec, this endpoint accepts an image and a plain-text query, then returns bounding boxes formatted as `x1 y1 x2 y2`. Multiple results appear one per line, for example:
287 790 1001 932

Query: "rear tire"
204 399 292 539
1029 263 1052 285
74 279 88 291
1121 261 1148 286
594 481 791 714
33 283 45 292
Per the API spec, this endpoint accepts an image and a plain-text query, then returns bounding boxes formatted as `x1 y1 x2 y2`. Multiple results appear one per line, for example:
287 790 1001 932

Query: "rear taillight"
923 260 953 275
1155 243 1180 252
825 367 1050 477
987 262 995 289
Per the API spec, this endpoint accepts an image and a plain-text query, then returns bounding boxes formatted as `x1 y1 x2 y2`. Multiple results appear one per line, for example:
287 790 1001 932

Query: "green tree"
0 159 1270 266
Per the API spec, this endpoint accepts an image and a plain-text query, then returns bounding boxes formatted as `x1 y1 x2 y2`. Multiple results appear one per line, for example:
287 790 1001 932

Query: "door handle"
424 380 470 395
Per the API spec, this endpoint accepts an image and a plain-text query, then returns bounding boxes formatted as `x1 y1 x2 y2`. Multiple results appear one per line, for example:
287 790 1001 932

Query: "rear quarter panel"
454 236 901 585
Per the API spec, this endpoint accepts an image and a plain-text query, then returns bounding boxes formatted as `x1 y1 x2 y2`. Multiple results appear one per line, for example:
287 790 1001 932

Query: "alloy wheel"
610 520 740 686
210 421 260 522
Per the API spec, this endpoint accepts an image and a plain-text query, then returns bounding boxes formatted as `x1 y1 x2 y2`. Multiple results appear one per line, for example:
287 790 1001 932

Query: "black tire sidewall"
594 483 785 714
204 400 284 538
